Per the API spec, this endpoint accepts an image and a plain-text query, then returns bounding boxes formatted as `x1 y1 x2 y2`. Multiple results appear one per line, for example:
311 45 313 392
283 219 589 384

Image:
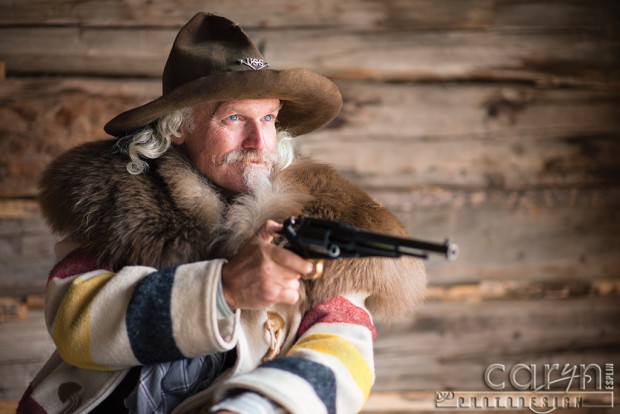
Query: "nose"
242 120 266 151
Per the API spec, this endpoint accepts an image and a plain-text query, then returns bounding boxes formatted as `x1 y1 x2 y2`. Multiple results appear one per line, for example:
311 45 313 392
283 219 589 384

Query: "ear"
172 131 185 145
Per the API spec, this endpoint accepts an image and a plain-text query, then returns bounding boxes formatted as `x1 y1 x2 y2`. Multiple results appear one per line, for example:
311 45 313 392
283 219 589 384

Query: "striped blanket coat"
18 140 426 413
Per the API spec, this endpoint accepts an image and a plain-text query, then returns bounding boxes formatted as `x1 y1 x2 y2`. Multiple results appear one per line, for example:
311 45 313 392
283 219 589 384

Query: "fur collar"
39 140 425 320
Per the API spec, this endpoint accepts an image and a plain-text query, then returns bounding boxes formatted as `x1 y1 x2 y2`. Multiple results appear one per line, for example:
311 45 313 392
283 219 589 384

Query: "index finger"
268 244 314 277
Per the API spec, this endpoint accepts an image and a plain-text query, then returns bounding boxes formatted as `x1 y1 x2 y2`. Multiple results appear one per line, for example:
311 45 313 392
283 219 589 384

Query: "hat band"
238 58 269 70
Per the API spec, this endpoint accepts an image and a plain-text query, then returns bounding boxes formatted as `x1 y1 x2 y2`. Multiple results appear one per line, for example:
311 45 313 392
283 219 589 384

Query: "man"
18 13 425 414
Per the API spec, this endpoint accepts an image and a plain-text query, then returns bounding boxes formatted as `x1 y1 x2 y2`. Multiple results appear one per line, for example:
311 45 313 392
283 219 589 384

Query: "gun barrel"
397 239 459 260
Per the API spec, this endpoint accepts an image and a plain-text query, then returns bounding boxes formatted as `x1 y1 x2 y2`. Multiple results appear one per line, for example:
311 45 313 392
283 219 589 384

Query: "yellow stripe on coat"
288 332 373 398
52 272 114 371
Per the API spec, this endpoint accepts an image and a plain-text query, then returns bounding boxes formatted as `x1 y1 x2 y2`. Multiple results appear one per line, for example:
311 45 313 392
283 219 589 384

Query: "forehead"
192 99 281 118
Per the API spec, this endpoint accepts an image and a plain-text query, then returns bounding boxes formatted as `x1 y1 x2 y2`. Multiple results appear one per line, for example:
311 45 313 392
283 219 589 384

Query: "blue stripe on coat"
262 356 336 414
126 267 184 363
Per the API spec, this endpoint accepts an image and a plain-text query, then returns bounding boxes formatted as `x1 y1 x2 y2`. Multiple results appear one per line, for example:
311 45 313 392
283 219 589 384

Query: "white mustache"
211 150 277 166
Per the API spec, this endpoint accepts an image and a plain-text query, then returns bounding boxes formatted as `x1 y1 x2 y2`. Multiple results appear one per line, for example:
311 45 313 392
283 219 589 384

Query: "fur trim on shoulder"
280 160 426 321
39 143 425 320
39 140 224 269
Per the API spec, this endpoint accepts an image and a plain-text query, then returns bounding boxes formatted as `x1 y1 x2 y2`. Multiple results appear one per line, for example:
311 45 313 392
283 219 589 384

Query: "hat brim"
104 68 342 137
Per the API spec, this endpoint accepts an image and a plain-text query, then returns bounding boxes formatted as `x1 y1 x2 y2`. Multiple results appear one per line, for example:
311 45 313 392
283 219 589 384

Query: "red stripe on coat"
47 248 101 284
16 385 48 414
297 296 376 340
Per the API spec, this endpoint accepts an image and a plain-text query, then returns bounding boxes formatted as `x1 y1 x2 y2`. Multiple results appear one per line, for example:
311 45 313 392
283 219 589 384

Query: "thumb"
256 220 283 243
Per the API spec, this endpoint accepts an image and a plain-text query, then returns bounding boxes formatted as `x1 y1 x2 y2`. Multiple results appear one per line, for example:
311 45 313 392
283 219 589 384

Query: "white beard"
243 164 273 194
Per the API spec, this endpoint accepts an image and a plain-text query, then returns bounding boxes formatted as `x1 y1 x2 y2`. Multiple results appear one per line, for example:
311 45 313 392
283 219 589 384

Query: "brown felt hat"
104 13 342 137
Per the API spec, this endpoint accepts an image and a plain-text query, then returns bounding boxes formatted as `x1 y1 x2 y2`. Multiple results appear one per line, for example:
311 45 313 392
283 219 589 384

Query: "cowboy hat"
104 13 343 137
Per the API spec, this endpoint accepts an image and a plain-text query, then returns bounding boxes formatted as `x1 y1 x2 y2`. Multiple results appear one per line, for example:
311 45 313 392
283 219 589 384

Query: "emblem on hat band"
238 58 269 70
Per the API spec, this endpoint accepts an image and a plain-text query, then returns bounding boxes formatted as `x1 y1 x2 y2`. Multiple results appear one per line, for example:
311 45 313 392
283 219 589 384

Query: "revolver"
279 216 458 278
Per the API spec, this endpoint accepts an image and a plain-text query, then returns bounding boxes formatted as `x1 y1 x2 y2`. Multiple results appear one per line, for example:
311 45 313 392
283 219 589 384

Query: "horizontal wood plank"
302 135 620 191
425 278 620 302
1 26 618 84
5 0 497 28
1 0 618 31
0 200 40 219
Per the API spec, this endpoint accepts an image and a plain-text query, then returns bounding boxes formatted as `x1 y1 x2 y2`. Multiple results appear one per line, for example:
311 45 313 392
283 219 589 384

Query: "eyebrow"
213 100 282 115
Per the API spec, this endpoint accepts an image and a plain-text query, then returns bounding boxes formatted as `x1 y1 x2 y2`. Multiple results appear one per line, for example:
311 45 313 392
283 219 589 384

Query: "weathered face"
174 99 281 193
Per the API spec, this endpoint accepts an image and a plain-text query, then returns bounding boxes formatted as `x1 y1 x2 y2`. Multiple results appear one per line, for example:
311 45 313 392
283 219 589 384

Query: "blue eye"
227 114 239 121
264 114 273 122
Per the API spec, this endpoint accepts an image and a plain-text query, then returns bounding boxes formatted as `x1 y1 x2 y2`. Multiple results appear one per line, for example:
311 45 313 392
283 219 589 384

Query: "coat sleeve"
209 293 375 414
45 247 239 371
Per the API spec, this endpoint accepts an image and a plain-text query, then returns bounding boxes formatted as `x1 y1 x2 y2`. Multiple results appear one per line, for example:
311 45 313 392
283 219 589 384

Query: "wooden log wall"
1 0 619 410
